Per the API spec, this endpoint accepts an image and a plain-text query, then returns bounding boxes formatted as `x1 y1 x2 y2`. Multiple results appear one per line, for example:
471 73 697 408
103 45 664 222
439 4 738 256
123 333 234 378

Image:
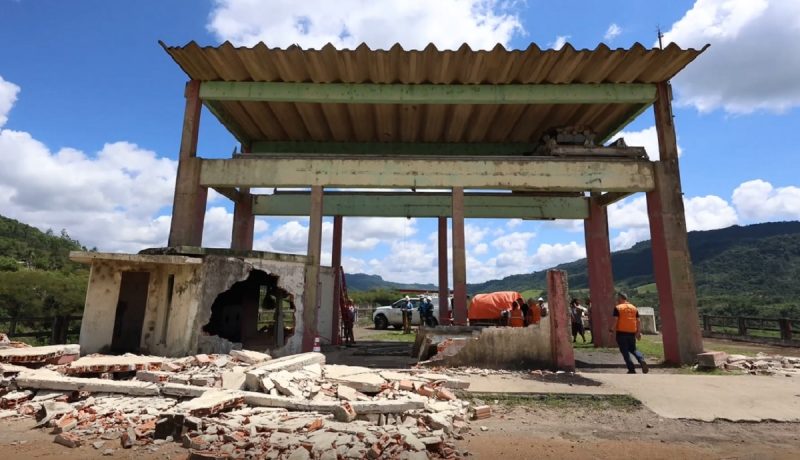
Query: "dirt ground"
3 400 799 460
458 401 800 459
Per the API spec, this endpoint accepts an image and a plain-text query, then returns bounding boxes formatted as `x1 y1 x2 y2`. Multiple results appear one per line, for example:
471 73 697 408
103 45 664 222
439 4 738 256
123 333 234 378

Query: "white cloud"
0 91 184 253
613 126 682 161
531 242 585 271
608 193 738 249
604 23 622 41
551 35 570 50
208 0 523 50
543 219 584 233
684 195 738 231
491 231 535 252
506 218 522 228
607 196 649 230
612 228 651 251
342 217 416 252
0 76 20 128
472 242 489 255
663 0 800 113
464 223 489 247
732 179 800 221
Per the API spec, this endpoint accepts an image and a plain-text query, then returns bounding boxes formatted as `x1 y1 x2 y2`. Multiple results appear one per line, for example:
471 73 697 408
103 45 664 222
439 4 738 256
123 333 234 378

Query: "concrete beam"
200 156 654 192
302 186 323 353
438 217 450 325
451 187 467 326
252 192 589 219
584 195 616 348
200 81 657 105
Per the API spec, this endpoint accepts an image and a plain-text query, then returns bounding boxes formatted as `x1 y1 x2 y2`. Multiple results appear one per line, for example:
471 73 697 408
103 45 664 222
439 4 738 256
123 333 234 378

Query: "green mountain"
345 273 436 292
347 221 800 318
0 215 89 320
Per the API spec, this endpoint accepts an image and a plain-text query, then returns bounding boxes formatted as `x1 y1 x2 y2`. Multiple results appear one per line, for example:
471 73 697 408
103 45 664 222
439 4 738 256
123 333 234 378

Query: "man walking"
609 292 649 374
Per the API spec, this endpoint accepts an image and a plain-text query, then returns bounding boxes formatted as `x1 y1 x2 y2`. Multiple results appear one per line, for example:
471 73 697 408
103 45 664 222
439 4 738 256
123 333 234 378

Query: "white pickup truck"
372 296 446 330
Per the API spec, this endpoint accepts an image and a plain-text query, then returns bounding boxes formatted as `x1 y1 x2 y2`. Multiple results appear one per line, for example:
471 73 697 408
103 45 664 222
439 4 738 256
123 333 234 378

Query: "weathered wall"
438 323 553 369
79 261 122 354
317 267 335 345
77 252 313 358
247 257 306 356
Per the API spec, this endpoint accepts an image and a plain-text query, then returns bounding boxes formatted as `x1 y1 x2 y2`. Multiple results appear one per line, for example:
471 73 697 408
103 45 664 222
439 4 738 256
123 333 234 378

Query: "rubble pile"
1 344 479 459
721 353 800 376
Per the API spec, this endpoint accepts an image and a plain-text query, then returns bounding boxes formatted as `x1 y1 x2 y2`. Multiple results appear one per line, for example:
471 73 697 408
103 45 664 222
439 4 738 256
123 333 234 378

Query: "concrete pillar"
647 81 703 365
547 269 575 371
451 187 467 325
168 80 207 247
231 190 255 250
437 216 450 325
331 215 343 345
302 186 324 352
583 194 616 347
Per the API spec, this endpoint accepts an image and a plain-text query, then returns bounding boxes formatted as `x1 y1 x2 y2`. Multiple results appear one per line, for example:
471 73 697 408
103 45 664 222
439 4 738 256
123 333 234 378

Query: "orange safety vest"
529 304 541 324
615 302 639 333
509 308 525 327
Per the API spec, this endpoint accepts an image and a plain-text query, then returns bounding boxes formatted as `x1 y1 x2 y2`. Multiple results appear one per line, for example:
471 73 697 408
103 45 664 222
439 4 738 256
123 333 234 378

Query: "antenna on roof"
657 25 664 50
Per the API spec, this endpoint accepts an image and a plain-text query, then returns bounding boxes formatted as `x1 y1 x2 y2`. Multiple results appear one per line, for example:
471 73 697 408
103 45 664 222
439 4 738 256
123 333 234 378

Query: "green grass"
366 330 417 342
635 283 658 294
469 393 641 411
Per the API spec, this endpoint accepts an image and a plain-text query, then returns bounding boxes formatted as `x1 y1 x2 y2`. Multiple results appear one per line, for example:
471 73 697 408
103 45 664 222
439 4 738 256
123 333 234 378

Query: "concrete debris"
66 354 164 375
6 349 474 459
229 349 271 365
717 352 800 376
697 351 728 369
0 344 78 364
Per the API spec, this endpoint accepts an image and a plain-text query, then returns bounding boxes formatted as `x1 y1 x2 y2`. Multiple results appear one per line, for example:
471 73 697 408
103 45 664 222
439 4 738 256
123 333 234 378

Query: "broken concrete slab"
161 382 211 398
244 353 325 390
0 345 75 364
230 349 271 365
349 399 425 414
66 355 165 375
15 370 159 396
171 390 244 417
336 385 368 401
698 351 728 369
221 371 247 390
54 432 82 448
416 373 470 389
135 370 172 383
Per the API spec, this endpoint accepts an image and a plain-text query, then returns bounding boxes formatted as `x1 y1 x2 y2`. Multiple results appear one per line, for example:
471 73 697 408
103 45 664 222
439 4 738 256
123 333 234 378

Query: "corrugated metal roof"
161 41 707 147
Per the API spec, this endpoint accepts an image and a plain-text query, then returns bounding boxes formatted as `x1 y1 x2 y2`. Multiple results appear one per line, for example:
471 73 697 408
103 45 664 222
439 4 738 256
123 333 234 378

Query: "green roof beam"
200 82 657 105
253 192 589 219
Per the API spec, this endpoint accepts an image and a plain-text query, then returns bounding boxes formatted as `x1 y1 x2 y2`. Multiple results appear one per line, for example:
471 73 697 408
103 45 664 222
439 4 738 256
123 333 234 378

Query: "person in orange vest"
508 300 525 327
609 292 649 374
526 297 541 324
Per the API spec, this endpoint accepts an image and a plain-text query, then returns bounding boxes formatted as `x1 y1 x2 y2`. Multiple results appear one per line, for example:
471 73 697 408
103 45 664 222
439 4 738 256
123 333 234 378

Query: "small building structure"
70 248 337 357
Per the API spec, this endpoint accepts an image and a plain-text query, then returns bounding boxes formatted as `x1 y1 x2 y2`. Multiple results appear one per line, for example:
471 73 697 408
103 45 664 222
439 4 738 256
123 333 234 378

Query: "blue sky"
1 0 799 285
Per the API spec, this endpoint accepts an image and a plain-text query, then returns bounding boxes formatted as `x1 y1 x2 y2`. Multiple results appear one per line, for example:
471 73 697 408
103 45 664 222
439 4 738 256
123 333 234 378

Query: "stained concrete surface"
464 371 800 422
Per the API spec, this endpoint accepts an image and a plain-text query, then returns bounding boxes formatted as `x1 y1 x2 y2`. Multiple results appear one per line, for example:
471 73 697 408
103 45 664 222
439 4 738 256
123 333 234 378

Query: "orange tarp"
468 291 522 321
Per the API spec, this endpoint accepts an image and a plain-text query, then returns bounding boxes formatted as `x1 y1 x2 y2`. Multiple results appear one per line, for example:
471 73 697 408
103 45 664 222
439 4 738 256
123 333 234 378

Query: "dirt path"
459 401 800 459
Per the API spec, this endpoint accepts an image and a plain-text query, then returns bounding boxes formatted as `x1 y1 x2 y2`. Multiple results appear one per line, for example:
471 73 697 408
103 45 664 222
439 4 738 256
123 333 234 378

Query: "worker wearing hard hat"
527 297 542 325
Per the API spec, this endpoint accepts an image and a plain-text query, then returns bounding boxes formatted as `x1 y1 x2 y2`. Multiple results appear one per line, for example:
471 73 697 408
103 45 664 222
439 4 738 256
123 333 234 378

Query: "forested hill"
345 273 437 292
347 221 800 316
466 221 800 298
0 215 89 318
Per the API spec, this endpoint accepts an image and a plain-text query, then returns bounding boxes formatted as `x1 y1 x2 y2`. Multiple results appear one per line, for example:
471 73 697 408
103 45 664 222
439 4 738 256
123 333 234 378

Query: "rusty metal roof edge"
160 40 710 54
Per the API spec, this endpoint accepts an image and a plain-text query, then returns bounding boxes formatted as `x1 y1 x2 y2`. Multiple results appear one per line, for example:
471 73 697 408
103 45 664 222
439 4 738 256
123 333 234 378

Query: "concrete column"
302 186 324 352
583 194 616 347
331 215 343 345
437 216 450 325
547 269 575 371
451 187 467 325
168 80 207 247
648 81 703 365
231 190 255 250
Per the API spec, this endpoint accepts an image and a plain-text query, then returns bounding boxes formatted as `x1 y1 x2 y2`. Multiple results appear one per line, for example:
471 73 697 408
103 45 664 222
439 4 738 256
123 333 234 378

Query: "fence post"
702 315 710 333
779 318 792 341
737 317 747 336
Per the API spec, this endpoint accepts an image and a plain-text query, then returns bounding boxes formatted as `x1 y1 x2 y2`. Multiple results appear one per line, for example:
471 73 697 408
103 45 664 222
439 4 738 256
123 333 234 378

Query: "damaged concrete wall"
437 323 553 369
79 261 122 354
76 251 323 358
317 267 335 345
